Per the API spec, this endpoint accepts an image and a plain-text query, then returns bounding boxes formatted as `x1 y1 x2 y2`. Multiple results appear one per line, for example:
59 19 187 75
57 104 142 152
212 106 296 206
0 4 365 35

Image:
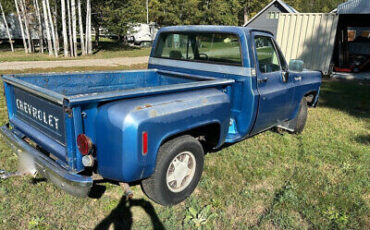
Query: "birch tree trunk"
243 6 248 25
33 0 44 53
61 0 69 57
0 2 14 52
77 0 85 55
85 0 92 54
14 0 28 53
53 0 59 52
19 0 33 52
71 0 77 56
42 0 53 55
46 0 58 56
67 0 74 56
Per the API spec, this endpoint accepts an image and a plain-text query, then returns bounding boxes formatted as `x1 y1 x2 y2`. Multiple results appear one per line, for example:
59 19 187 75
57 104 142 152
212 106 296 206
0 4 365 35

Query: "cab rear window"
154 32 242 66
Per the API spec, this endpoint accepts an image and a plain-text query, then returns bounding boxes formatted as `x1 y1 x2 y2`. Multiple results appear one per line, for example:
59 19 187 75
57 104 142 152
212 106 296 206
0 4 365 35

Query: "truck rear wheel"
141 135 204 206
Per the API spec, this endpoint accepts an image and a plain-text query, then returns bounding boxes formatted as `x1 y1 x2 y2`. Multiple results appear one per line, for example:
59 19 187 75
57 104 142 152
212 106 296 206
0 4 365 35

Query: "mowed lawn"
0 69 368 229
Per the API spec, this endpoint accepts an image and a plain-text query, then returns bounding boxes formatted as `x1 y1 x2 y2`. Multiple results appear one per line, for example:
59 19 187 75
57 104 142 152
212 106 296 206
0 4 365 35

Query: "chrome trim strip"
0 124 92 197
149 57 255 76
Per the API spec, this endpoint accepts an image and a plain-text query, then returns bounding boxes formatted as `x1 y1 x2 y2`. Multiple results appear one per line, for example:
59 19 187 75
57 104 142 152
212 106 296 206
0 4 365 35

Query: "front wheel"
141 135 204 206
292 97 308 134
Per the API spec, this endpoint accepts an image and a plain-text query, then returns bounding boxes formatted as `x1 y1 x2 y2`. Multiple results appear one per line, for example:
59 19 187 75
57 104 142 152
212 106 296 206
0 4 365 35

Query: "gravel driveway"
0 56 149 71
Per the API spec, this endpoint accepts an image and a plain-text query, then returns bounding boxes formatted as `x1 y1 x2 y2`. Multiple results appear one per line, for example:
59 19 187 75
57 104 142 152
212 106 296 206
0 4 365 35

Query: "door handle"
294 76 302 81
258 77 268 84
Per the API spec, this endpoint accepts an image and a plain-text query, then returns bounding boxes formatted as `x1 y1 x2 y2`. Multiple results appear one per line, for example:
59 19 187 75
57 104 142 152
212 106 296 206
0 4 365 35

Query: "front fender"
95 88 230 182
289 70 322 119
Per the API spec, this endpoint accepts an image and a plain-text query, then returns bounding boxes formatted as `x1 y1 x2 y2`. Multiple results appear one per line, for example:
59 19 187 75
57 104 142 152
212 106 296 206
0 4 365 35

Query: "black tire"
141 135 204 206
292 98 308 134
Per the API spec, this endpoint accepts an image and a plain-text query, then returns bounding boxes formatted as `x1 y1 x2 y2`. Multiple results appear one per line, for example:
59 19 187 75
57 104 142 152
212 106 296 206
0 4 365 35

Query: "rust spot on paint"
149 110 158 117
136 106 143 111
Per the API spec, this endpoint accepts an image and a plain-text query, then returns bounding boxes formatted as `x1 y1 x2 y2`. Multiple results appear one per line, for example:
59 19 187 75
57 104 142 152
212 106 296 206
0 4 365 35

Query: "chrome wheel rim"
166 151 196 193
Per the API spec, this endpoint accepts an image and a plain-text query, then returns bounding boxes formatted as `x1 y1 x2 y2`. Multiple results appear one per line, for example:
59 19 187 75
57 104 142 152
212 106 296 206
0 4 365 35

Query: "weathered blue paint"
1 26 321 192
96 88 230 182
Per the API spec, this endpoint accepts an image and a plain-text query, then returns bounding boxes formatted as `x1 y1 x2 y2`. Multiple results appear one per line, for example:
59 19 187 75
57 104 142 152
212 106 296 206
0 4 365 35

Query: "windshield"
154 32 242 66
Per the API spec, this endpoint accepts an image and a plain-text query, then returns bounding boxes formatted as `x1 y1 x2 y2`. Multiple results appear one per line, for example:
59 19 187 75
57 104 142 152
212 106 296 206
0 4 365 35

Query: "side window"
254 36 281 73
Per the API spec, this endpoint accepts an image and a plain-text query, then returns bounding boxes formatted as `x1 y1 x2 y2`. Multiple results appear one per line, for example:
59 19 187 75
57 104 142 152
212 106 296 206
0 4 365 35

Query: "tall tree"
85 0 91 54
14 0 28 53
61 0 69 56
53 0 59 52
19 0 33 52
71 0 77 56
46 0 58 56
33 0 44 53
77 0 85 55
42 0 53 55
98 0 146 40
67 0 74 56
0 2 14 52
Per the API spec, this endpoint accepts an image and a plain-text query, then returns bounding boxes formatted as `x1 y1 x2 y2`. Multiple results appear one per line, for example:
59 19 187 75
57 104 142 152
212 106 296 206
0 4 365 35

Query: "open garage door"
276 13 339 74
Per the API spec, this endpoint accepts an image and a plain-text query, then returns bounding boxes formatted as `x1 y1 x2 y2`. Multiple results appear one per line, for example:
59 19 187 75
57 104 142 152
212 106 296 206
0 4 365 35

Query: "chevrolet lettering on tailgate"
15 98 60 130
13 87 65 144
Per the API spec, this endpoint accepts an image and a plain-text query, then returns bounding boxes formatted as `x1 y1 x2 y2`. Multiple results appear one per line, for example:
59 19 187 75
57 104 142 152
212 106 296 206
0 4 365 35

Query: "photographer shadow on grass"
94 195 165 230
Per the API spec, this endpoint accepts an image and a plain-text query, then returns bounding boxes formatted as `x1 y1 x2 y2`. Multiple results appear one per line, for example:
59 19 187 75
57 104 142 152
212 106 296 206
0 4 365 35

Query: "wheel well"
160 123 221 151
304 91 318 106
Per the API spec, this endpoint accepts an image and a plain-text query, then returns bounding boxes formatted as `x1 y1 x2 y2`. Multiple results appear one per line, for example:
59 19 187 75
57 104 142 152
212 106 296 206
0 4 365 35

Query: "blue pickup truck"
0 26 321 205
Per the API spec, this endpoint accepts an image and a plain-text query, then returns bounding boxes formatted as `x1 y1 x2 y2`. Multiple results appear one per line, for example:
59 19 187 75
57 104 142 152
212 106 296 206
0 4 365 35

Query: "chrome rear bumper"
0 124 93 197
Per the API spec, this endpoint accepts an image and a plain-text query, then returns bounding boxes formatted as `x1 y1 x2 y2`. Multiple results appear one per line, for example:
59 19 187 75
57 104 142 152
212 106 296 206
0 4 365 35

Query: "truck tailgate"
13 87 65 145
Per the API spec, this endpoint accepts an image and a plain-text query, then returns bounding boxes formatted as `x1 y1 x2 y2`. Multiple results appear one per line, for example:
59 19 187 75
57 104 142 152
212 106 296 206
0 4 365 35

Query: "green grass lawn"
0 39 151 62
0 70 368 229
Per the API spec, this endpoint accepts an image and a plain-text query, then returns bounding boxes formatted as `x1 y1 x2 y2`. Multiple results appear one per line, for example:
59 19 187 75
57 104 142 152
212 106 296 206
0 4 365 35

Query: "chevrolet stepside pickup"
0 26 321 205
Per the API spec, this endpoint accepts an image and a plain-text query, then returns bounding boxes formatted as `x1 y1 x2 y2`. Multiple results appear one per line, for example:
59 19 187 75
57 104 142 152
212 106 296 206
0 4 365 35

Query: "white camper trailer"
126 23 159 46
0 13 41 41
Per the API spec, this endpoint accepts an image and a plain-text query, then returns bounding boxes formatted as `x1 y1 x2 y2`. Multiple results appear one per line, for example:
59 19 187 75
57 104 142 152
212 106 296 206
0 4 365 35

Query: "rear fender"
95 88 230 182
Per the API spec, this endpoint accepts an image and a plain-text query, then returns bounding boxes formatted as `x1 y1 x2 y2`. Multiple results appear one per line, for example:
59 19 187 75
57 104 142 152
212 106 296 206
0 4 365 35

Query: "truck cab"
0 26 321 206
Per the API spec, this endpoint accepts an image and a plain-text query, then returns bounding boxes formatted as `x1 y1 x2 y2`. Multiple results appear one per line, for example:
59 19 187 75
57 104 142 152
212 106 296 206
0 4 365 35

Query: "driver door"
251 33 294 134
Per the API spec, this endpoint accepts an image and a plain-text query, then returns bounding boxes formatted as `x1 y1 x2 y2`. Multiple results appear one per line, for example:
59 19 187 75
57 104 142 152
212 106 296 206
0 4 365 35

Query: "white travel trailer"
126 22 159 46
0 13 41 40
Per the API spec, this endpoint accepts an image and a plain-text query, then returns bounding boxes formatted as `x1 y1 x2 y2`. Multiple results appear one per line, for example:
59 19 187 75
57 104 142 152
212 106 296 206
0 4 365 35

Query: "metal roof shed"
276 0 370 74
276 13 339 74
244 0 298 36
334 0 370 71
337 0 370 14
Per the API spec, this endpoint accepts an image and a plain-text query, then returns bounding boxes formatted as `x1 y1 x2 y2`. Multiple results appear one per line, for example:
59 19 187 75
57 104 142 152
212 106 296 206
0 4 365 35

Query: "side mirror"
289 59 304 72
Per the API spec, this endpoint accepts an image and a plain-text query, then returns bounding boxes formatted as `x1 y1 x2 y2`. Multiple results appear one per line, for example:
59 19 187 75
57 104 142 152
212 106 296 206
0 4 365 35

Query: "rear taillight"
77 134 93 155
142 131 148 155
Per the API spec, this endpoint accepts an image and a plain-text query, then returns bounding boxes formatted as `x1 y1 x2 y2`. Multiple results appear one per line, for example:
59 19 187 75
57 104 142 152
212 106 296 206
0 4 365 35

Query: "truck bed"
3 69 233 106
